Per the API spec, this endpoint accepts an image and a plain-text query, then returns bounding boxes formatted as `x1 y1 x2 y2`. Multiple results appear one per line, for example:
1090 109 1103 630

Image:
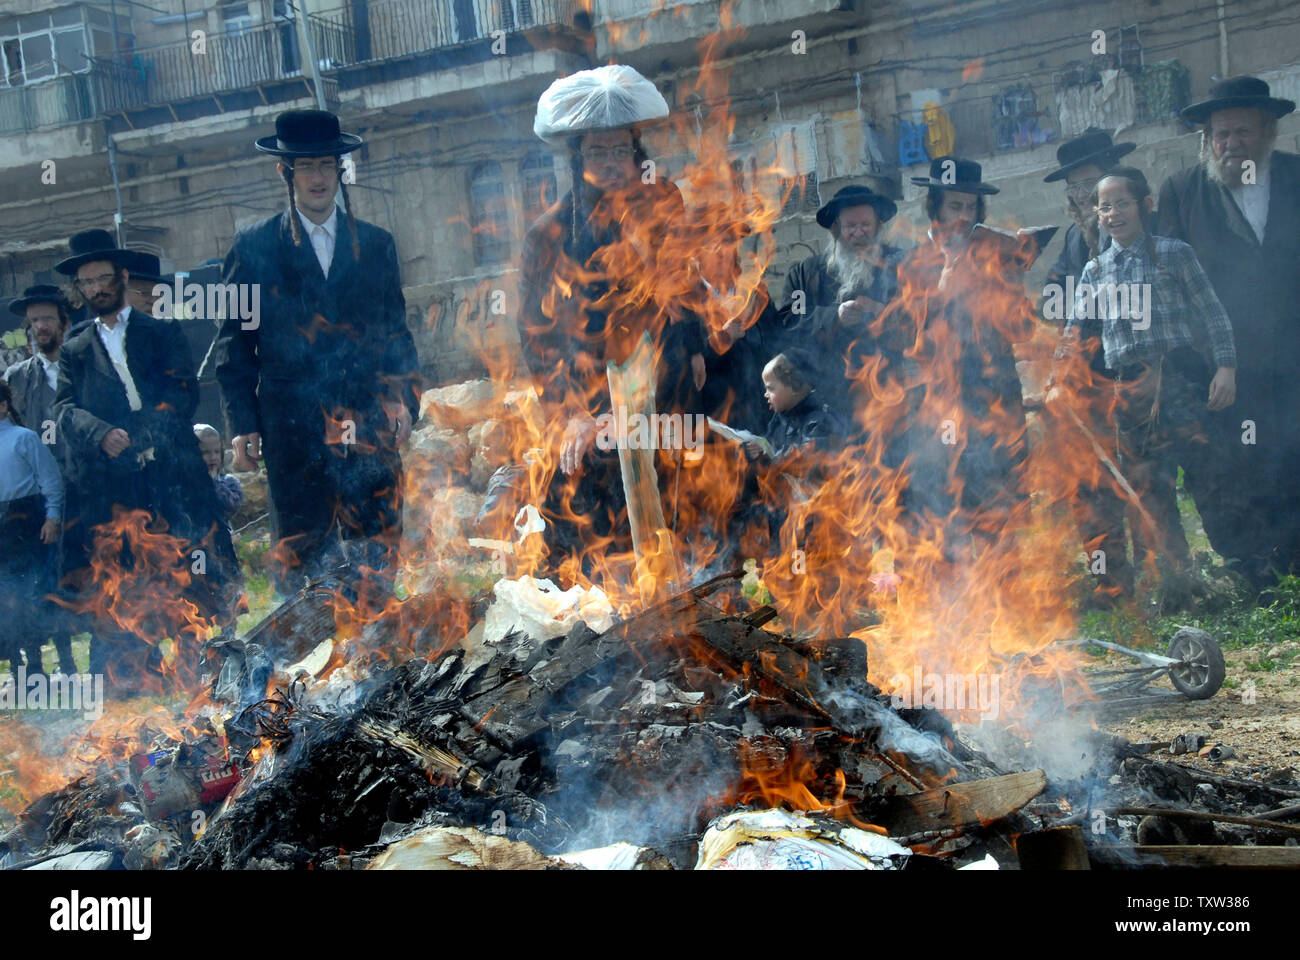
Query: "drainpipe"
290 0 328 110
107 136 125 246
1216 0 1229 77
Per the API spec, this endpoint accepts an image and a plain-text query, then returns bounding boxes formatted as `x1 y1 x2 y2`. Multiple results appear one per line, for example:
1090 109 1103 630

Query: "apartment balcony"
0 0 585 137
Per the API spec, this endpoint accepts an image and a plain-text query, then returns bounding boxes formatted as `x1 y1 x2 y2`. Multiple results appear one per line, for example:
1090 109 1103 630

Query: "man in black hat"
213 109 420 593
121 250 171 318
776 184 905 417
1041 130 1146 605
53 229 240 690
4 285 79 673
1156 76 1300 588
891 157 1031 545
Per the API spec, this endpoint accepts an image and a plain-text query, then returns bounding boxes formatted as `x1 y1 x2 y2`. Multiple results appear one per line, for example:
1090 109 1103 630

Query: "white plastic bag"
482 576 615 645
534 64 669 143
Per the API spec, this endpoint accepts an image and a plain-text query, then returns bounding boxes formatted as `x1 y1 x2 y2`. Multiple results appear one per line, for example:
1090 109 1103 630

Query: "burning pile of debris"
4 567 1076 871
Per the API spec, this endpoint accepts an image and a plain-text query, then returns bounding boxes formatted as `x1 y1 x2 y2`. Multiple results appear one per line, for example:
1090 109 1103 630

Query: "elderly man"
776 184 904 417
4 285 79 673
214 109 420 593
1157 76 1300 589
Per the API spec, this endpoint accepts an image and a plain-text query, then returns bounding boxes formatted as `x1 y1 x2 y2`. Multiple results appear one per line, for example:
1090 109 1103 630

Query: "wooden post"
606 332 682 606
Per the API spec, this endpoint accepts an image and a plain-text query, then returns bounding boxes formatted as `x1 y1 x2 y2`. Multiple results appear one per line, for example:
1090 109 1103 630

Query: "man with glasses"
214 110 420 593
1041 129 1145 607
53 230 239 693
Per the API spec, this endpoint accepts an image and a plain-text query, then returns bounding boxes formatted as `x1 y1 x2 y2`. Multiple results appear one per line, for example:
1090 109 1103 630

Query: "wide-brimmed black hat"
1044 127 1136 182
909 156 999 195
1181 76 1296 125
8 283 70 318
54 229 131 276
815 184 898 229
121 250 168 285
255 109 363 158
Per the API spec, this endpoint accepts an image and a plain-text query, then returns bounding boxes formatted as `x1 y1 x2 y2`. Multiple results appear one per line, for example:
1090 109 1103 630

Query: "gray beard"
826 237 880 301
1203 139 1273 187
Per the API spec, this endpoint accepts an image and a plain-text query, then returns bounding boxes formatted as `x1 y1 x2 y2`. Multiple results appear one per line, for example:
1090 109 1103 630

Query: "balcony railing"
1 0 578 133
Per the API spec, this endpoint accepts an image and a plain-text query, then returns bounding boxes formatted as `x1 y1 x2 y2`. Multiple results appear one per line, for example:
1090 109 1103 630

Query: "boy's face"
1096 178 1148 246
762 362 799 413
198 435 223 475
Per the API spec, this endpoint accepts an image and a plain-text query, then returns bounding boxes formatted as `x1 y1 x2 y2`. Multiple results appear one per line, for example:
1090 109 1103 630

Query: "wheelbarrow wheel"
1167 628 1225 700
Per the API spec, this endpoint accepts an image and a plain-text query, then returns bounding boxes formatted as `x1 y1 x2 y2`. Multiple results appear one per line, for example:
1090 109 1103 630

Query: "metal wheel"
1166 627 1225 700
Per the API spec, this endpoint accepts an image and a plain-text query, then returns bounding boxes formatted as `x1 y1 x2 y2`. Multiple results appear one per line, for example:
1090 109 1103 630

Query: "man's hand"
1208 366 1236 411
232 432 262 471
40 519 61 545
838 296 883 325
383 401 413 447
560 416 598 476
101 428 130 458
691 353 706 391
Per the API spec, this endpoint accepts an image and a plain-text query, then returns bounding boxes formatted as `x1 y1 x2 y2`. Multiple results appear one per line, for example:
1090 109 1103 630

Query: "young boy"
0 380 64 676
1065 166 1236 609
194 424 243 523
749 350 847 460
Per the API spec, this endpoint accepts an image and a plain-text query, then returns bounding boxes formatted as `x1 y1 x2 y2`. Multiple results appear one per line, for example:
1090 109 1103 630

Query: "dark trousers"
1 495 45 674
261 397 404 594
1111 350 1209 581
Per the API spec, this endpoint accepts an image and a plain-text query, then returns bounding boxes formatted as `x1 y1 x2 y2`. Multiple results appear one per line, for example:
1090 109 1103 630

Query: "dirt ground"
1094 642 1300 782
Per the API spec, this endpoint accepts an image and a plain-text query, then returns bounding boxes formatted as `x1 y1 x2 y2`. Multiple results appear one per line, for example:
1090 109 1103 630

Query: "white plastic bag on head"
534 64 669 143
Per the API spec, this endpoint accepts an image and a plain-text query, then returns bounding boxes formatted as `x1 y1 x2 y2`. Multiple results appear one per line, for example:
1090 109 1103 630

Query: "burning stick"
606 332 684 605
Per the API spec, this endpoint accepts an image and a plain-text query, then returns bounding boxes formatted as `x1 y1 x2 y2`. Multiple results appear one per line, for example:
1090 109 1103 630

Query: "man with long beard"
777 185 904 416
1157 76 1300 590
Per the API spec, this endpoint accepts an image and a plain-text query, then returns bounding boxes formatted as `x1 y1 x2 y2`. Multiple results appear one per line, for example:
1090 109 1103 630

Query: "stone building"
2 0 1298 399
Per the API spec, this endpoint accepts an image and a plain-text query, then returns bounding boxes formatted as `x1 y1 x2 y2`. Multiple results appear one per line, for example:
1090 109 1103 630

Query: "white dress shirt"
297 206 339 277
94 306 142 412
37 353 58 393
1229 162 1270 244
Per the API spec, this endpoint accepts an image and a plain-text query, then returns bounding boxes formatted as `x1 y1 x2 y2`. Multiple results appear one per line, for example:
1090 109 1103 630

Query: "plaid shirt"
1069 233 1236 371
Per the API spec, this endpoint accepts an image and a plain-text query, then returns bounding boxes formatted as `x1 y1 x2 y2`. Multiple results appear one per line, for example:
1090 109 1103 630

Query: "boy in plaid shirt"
1063 166 1236 609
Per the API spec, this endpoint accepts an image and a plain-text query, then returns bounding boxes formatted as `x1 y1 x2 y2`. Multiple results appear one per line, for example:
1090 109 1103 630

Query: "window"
223 3 254 37
54 28 87 74
0 12 97 86
520 151 556 224
469 162 510 267
20 33 53 82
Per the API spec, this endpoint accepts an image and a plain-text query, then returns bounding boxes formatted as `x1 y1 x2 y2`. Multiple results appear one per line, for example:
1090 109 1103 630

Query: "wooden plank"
1109 845 1300 869
1116 806 1300 838
606 332 683 605
873 770 1047 836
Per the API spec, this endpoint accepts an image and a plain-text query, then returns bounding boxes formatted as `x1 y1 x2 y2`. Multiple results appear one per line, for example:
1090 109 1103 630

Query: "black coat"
212 211 419 573
1157 151 1300 409
54 309 236 585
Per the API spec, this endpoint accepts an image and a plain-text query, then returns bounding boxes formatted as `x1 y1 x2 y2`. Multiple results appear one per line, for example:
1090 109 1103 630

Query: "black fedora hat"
54 229 131 276
909 156 999 195
1043 127 1136 182
121 250 169 285
255 109 363 158
8 283 70 318
815 184 898 229
1181 76 1296 125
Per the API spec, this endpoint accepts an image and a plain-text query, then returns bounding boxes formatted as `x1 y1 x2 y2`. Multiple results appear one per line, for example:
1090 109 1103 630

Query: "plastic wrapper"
696 809 911 870
534 64 669 143
482 576 615 645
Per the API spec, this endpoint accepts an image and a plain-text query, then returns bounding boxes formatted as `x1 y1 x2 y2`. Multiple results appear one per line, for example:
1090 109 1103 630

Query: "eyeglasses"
75 272 118 292
1096 199 1137 215
581 146 634 163
1065 179 1100 199
291 159 339 177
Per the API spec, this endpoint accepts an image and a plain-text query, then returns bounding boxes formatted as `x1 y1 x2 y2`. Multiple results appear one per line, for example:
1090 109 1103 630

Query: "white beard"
826 237 880 301
1202 133 1274 186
